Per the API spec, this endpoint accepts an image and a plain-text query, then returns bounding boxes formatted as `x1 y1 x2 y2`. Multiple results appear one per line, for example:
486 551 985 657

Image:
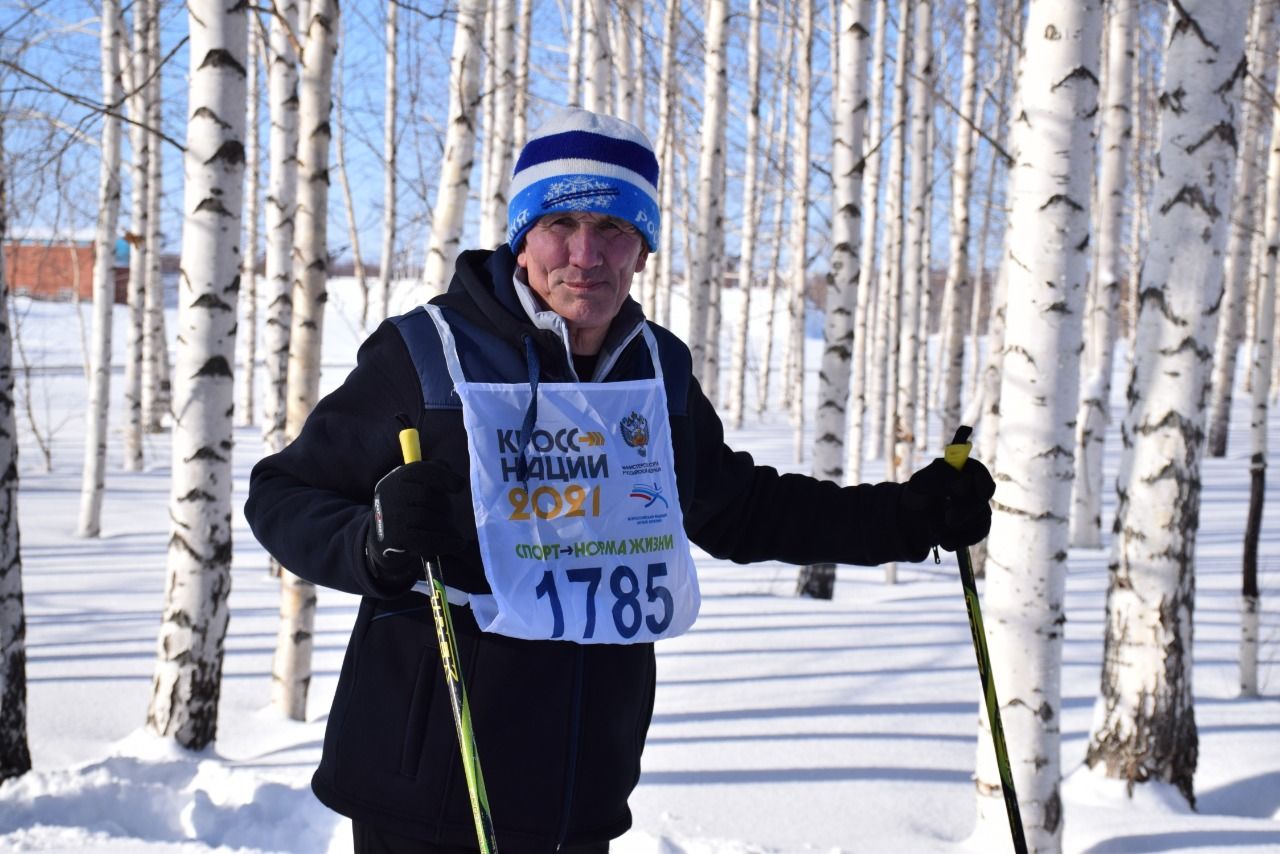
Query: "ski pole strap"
396 428 499 854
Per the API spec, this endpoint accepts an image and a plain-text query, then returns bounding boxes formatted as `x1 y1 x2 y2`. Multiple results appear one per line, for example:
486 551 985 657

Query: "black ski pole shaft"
945 426 1027 854
398 428 498 854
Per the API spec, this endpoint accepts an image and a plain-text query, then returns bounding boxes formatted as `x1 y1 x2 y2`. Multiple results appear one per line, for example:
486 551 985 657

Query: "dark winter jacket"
244 246 932 852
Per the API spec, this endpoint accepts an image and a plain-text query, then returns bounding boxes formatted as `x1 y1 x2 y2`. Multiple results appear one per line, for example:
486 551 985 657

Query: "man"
245 108 994 854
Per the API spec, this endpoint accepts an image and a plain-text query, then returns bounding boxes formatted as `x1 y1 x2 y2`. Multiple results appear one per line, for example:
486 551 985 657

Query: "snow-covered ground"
2 282 1278 853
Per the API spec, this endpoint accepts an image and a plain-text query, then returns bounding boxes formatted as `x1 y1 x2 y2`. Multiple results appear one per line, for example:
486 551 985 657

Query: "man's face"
517 212 649 354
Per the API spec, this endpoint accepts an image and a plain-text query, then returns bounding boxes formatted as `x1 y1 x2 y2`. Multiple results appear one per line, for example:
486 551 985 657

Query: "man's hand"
902 457 996 552
366 460 466 583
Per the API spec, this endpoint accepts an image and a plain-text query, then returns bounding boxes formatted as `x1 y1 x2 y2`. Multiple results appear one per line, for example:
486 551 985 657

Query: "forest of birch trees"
1 0 1278 849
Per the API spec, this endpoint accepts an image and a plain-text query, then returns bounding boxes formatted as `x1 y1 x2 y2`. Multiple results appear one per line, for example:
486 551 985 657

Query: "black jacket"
244 246 931 852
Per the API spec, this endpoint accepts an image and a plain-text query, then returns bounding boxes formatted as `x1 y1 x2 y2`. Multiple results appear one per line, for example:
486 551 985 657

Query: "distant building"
3 239 179 304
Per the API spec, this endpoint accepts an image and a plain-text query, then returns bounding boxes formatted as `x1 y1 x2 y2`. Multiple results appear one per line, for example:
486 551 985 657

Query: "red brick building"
4 240 128 302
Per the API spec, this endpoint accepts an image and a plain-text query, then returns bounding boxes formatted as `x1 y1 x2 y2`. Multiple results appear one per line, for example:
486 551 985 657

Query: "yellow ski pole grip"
944 425 973 472
399 428 423 464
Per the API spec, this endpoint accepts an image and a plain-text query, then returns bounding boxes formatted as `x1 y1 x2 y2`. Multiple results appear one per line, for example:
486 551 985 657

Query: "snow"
3 283 1279 853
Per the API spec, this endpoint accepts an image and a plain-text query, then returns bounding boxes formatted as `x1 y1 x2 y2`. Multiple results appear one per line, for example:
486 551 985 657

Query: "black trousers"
352 822 609 854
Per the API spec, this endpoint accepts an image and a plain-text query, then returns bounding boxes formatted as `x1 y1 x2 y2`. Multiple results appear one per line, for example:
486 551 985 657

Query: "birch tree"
421 0 486 297
846 0 889 485
76 1 124 539
479 0 515 249
237 18 263 427
583 0 612 114
787 0 814 464
727 0 765 430
262 0 300 460
1206 0 1278 457
141 0 168 436
797 0 872 600
276 0 339 722
123 2 154 469
892 0 932 481
977 2 1101 848
146 0 248 750
1070 0 1137 549
513 0 533 149
1085 0 1249 809
646 0 681 322
0 117 31 784
687 0 730 392
1241 70 1280 697
377 0 398 322
936 0 980 435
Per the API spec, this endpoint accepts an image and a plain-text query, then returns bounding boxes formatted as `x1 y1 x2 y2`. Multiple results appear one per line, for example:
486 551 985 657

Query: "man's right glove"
901 456 996 553
366 460 466 585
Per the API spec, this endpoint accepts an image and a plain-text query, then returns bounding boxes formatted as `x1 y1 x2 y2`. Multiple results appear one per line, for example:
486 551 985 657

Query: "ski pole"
944 426 1027 854
398 427 498 854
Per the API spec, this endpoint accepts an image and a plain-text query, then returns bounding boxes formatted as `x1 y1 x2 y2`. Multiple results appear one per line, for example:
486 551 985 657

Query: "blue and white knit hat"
507 108 661 253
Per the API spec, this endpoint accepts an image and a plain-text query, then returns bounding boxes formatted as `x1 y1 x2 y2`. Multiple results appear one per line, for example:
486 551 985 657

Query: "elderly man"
245 108 994 854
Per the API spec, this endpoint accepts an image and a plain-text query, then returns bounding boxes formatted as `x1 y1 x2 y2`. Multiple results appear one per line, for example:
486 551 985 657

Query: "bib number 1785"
535 562 674 640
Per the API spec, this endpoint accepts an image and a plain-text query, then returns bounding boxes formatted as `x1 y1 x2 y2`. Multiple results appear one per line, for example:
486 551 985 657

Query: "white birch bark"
237 17 262 428
584 0 612 114
76 1 124 539
377 0 398 322
146 0 247 750
1206 0 1278 457
334 46 369 329
846 0 889 484
141 0 167 436
513 0 533 149
727 0 765 430
0 117 32 783
1085 0 1248 809
687 0 730 392
479 0 515 249
977 2 1101 848
614 0 638 126
420 0 486 297
568 0 585 107
123 3 152 469
797 0 872 600
275 0 338 723
788 0 814 465
1241 70 1280 697
262 0 299 459
1069 0 1138 549
936 0 980 435
892 0 932 481
869 0 911 466
649 0 681 323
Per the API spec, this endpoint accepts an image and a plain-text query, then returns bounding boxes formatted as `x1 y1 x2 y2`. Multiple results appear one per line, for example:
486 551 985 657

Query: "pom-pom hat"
507 108 661 253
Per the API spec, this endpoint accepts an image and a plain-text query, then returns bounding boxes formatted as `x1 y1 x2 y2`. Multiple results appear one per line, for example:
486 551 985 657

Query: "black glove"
901 456 996 553
366 460 466 584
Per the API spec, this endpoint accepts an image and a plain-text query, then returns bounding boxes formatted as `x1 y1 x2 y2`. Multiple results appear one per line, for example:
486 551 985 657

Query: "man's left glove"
901 456 996 553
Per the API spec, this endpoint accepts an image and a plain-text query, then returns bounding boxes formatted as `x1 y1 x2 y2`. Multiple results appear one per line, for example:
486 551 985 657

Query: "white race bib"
426 305 700 644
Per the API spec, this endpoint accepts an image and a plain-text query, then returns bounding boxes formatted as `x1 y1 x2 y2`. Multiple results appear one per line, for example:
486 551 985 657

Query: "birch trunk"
0 117 32 783
648 0 681 322
727 0 765 431
377 0 398 322
275 0 339 723
334 46 369 329
796 0 872 600
976 2 1101 848
892 0 932 481
687 0 730 392
584 0 612 114
788 0 814 465
141 0 168 436
1085 0 1248 809
146 0 247 750
1242 68 1280 697
757 22 795 417
262 0 300 459
123 3 152 469
1206 0 1278 458
421 0 485 297
846 0 889 484
568 0 584 107
480 0 515 249
614 0 638 126
1069 0 1137 548
936 0 980 435
76 1 124 539
237 18 262 427
513 0 533 149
